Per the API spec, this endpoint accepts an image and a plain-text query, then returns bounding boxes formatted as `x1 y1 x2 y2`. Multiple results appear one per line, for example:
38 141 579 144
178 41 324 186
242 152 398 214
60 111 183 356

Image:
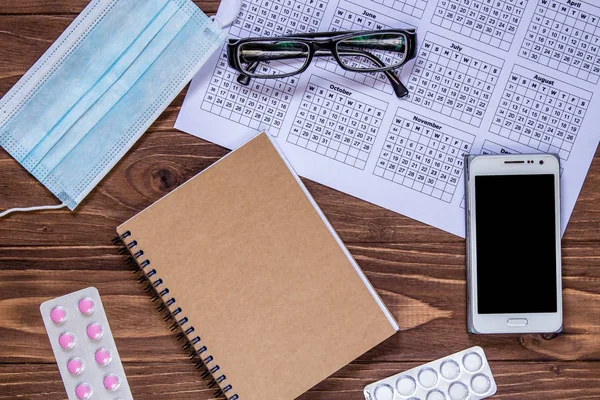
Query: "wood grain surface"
1 1 599 399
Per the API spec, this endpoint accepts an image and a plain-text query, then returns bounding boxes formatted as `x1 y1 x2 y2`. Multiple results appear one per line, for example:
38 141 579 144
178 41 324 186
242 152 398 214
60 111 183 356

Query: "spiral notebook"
116 132 398 400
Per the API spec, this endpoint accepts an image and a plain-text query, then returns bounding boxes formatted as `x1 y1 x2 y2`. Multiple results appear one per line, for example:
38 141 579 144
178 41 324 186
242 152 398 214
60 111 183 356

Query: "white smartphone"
465 153 562 334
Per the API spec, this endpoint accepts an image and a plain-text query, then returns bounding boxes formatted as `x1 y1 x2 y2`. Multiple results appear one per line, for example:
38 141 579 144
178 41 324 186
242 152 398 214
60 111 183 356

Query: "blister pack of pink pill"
40 287 133 400
363 346 497 400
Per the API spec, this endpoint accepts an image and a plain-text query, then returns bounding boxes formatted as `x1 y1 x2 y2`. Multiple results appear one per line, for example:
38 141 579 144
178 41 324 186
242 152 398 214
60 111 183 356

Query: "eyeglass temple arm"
237 65 258 86
337 50 408 98
237 49 408 98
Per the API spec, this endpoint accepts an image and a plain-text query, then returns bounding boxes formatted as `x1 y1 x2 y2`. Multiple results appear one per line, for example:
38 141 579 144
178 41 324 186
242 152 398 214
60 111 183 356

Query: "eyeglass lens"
239 41 311 77
336 33 408 71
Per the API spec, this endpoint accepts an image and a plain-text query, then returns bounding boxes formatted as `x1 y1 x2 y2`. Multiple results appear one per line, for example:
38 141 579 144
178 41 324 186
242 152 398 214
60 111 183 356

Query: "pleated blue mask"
0 0 228 214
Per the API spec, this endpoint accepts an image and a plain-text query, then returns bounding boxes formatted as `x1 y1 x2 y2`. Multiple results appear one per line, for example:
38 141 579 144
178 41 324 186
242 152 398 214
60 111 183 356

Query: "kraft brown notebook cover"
116 133 398 400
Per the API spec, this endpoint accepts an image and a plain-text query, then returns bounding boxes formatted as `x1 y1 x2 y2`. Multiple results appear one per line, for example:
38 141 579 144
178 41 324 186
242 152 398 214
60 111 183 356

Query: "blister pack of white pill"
40 287 133 400
364 346 497 400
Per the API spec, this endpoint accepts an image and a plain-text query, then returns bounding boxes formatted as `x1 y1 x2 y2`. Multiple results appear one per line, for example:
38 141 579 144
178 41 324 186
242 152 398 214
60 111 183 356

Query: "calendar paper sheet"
176 0 600 237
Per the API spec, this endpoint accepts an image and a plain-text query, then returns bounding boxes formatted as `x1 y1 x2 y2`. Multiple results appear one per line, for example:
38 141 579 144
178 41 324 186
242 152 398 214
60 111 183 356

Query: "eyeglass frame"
226 29 417 98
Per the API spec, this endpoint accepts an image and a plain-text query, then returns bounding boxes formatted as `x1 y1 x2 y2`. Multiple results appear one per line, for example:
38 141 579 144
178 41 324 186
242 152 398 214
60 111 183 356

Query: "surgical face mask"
0 0 238 216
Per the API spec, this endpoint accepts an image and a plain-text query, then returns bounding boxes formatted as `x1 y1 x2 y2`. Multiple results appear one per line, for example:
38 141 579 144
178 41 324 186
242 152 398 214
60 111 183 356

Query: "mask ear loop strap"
0 202 67 218
210 0 242 29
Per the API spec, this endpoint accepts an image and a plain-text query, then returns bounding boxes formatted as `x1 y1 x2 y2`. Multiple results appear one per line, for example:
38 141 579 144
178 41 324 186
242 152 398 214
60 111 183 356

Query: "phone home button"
507 318 528 326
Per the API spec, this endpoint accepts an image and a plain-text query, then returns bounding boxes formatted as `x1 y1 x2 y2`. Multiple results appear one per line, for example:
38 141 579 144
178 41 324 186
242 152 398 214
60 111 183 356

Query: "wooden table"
1 1 599 399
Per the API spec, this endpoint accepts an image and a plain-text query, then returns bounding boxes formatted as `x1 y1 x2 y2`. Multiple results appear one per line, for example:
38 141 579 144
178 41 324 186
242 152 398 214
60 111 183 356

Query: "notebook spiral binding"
113 230 239 400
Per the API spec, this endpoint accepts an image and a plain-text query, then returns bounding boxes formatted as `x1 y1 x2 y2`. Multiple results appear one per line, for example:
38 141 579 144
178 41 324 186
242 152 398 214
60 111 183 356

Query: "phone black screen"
475 174 557 314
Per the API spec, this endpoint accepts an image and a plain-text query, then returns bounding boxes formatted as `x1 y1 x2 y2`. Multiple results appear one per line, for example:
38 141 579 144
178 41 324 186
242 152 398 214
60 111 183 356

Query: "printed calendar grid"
229 0 328 38
288 76 388 170
406 34 503 127
201 0 329 136
365 0 429 19
480 139 518 155
490 65 591 160
201 50 298 136
520 0 600 84
314 4 414 95
432 0 528 51
374 111 475 202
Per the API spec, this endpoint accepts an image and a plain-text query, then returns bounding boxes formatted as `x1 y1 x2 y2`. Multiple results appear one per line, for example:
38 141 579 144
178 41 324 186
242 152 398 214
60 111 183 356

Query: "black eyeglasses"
226 29 417 98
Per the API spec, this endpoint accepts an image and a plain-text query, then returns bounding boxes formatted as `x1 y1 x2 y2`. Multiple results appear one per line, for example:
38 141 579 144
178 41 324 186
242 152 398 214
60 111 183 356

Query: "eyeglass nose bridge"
310 40 335 52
